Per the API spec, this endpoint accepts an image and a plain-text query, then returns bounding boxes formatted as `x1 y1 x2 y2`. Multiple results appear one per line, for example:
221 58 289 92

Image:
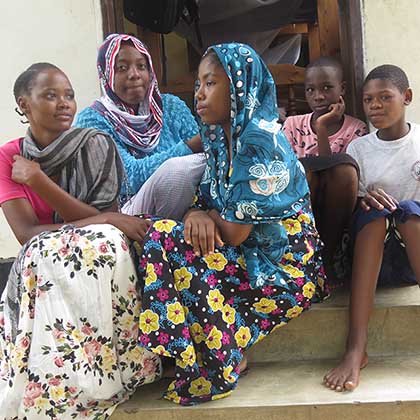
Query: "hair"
306 56 344 81
13 62 62 102
200 49 222 68
364 64 409 93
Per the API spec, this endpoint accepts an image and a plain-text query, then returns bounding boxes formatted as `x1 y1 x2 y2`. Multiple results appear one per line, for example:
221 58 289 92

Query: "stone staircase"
112 286 420 420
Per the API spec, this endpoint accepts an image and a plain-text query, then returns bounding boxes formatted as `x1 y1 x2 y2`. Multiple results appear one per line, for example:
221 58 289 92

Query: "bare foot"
239 355 248 374
323 351 368 392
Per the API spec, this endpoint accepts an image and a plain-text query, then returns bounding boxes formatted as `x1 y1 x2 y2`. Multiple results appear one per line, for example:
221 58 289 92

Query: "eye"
305 87 314 93
138 63 148 71
381 95 391 100
206 80 215 87
66 92 75 100
323 85 332 91
363 97 371 103
116 64 127 72
46 92 56 99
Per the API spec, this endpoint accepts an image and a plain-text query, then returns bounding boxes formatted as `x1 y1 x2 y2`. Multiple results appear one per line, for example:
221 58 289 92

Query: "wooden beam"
338 0 365 120
317 0 341 57
100 0 125 38
160 64 305 95
136 27 163 85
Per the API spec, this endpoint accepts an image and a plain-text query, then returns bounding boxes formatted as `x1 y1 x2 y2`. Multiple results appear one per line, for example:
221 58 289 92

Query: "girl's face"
305 66 345 118
195 55 231 131
18 69 76 142
113 44 150 106
362 79 411 130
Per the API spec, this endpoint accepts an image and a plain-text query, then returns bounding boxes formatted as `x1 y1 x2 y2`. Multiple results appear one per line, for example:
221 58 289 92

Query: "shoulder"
0 138 21 159
409 122 420 138
346 131 375 154
162 94 193 115
75 106 109 127
343 114 369 136
283 113 311 130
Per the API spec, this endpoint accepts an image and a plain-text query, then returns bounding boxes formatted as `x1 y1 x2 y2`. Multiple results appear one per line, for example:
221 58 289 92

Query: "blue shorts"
352 200 420 287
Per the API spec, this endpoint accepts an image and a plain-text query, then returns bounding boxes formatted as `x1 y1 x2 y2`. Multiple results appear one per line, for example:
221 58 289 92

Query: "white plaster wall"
0 0 103 257
362 0 420 122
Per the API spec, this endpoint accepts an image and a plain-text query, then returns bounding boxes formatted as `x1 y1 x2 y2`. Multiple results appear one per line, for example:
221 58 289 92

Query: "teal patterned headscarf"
197 43 311 289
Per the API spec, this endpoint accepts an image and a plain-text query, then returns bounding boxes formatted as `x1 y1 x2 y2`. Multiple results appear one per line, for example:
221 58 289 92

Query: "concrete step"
247 285 420 363
113 356 420 420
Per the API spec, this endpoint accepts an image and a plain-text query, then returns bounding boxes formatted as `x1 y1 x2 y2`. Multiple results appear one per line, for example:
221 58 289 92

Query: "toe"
344 380 357 390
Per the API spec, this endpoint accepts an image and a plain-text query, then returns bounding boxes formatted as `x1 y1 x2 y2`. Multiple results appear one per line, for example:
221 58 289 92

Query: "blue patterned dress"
135 43 328 405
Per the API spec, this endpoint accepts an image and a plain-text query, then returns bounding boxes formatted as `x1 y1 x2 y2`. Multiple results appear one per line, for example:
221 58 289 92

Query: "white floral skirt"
0 224 161 419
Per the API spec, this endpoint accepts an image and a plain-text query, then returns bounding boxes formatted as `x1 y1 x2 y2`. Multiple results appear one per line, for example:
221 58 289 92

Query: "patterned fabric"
198 43 310 289
92 33 163 157
352 200 420 287
21 127 124 222
136 43 328 405
283 112 368 158
76 94 198 198
136 207 327 405
0 224 161 419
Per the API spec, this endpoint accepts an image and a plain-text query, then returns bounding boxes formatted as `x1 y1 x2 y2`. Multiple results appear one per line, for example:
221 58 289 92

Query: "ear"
340 80 346 96
404 87 413 105
17 96 30 116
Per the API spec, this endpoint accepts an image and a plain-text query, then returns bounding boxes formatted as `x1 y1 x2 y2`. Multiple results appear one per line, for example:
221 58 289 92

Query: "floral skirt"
135 208 328 405
0 224 161 420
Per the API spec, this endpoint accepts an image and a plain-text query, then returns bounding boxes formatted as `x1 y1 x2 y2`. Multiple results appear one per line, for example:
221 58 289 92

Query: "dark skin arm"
207 209 253 246
12 155 113 222
314 96 346 156
360 188 398 212
2 198 151 245
183 208 252 256
185 134 203 153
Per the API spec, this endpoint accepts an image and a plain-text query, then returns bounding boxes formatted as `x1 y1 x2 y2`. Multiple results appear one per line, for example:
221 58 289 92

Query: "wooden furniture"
101 0 343 117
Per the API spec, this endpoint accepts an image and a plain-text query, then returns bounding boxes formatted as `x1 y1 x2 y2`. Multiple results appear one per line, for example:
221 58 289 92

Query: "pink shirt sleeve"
282 114 318 158
0 138 53 224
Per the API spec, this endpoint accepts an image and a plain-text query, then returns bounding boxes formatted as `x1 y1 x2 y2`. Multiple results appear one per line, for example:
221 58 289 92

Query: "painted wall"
0 0 103 256
362 0 420 121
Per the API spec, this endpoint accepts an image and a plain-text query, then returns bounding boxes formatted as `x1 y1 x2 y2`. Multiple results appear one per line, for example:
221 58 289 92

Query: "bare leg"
319 165 358 281
239 355 248 373
396 216 420 283
324 217 386 391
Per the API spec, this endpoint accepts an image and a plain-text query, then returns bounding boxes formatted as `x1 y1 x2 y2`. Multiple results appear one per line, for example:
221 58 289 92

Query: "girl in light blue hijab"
136 43 328 405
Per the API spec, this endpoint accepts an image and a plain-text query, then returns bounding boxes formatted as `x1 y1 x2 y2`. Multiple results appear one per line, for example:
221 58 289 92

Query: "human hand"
107 213 153 242
186 134 203 153
360 188 398 212
12 155 42 186
315 96 345 131
184 210 224 256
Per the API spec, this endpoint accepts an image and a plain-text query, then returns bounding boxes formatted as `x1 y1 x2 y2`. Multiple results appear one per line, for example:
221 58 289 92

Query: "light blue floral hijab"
197 43 310 289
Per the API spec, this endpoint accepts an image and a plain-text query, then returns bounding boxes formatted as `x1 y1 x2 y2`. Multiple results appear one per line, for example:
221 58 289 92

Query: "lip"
313 105 330 111
196 106 207 115
55 113 73 121
126 85 144 91
369 113 385 119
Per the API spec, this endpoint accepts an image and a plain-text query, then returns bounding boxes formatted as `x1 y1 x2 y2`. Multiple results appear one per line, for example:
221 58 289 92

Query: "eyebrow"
363 89 394 95
201 71 218 80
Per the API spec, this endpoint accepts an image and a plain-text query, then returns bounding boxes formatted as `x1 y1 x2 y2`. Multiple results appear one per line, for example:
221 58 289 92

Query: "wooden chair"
135 0 340 117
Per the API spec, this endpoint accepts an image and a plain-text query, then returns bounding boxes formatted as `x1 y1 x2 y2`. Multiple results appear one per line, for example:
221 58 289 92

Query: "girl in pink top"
283 57 368 285
0 63 161 419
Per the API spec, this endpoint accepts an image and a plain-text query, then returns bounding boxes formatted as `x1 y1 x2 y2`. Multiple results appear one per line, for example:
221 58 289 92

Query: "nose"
314 90 325 102
195 83 204 101
370 97 382 109
127 65 141 80
57 96 70 109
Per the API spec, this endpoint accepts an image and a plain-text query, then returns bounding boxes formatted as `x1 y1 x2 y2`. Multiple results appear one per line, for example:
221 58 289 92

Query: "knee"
328 164 358 188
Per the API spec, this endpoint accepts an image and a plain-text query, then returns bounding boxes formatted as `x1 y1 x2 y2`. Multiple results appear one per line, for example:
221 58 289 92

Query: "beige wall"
0 0 103 256
362 0 420 121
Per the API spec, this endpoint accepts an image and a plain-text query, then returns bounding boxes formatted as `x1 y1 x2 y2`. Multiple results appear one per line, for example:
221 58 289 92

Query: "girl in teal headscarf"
136 43 328 405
